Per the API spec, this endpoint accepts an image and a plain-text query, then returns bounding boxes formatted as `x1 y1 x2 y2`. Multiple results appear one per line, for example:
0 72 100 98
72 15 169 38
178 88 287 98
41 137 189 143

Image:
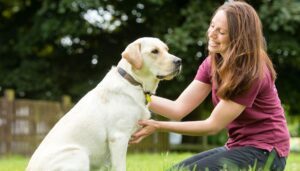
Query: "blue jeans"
169 146 286 171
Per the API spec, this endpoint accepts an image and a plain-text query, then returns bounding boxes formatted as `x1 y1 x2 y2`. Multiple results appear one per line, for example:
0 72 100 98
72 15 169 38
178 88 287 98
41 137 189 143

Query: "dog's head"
121 37 182 81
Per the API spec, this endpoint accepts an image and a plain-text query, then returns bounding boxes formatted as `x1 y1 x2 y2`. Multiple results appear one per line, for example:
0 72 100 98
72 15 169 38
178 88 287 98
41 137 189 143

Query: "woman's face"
208 10 230 57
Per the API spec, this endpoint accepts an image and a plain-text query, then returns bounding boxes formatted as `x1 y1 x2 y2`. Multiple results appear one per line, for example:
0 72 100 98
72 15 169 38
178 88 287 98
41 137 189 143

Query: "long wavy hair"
209 1 277 100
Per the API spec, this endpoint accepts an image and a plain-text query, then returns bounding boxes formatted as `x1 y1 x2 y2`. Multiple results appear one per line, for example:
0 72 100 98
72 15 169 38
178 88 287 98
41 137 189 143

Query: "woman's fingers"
129 135 146 144
129 122 157 144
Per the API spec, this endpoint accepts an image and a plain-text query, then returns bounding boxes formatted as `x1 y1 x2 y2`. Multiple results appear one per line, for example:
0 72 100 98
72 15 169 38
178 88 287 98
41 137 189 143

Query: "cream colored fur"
26 37 181 171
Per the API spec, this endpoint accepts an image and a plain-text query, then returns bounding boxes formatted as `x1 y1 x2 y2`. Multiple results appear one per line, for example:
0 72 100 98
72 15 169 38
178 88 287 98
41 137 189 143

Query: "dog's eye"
151 49 159 54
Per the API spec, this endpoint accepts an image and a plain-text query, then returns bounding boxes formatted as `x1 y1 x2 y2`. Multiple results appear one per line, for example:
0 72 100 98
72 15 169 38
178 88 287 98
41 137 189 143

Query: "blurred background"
0 0 300 157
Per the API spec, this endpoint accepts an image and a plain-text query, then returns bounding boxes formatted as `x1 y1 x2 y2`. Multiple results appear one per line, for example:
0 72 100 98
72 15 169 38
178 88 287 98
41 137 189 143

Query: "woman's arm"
129 80 211 144
149 80 212 121
146 99 245 136
130 99 245 143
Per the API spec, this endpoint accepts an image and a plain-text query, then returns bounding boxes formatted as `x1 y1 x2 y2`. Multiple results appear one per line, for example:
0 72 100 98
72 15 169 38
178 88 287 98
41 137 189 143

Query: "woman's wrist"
153 120 163 132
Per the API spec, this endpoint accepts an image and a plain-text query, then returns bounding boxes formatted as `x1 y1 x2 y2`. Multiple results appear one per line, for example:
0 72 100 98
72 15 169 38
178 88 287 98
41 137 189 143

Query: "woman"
130 1 289 171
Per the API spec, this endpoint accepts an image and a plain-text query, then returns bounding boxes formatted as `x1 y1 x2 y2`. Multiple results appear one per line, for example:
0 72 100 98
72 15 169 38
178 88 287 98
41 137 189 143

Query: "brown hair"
209 1 277 100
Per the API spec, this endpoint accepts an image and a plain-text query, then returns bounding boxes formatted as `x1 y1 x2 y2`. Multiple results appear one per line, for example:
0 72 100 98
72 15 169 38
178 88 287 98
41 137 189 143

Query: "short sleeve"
194 57 212 84
232 78 262 107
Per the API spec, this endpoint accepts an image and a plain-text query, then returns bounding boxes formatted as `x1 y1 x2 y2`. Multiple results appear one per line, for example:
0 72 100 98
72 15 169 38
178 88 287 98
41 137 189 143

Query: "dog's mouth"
156 67 181 80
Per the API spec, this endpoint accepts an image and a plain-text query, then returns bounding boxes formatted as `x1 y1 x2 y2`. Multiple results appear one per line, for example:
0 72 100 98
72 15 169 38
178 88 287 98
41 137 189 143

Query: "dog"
26 37 182 171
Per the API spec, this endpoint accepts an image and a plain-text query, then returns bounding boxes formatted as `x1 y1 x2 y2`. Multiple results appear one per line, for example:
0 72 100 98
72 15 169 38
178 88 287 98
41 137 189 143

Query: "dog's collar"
117 67 153 103
117 67 142 87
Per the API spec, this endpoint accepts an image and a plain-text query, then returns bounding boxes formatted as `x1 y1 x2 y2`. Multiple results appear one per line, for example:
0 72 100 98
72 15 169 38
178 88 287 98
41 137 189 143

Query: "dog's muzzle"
156 58 182 80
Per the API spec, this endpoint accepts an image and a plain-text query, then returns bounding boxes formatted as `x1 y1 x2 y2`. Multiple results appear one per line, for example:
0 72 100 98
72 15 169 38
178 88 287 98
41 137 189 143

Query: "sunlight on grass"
0 152 299 171
127 152 190 171
0 155 29 171
285 153 300 171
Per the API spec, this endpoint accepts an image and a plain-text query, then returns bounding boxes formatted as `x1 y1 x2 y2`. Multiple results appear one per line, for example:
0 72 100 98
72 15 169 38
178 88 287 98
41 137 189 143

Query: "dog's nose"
173 58 182 67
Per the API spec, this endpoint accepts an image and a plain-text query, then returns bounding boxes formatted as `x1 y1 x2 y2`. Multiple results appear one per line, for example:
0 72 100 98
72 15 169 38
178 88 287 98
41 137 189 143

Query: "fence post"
61 95 72 114
4 89 15 155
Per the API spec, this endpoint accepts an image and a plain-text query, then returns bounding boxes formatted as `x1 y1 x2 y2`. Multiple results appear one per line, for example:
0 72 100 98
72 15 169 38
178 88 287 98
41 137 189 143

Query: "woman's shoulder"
195 56 212 84
199 56 212 68
262 65 275 84
204 55 212 62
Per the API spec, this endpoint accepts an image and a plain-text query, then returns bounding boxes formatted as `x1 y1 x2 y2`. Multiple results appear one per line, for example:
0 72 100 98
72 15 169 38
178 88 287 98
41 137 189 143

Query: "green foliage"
260 0 300 34
1 0 300 115
258 0 300 114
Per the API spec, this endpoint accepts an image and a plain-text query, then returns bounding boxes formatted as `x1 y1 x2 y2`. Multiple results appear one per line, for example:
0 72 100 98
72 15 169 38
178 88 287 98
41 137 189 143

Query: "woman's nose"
208 29 216 39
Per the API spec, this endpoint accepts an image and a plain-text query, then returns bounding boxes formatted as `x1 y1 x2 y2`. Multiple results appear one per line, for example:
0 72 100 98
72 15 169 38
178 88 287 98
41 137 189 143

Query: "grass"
127 152 190 171
0 152 299 171
0 155 29 171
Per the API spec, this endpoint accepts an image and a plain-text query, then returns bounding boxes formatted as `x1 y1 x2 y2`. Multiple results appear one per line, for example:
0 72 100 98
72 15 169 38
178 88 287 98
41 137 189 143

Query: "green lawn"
0 152 299 171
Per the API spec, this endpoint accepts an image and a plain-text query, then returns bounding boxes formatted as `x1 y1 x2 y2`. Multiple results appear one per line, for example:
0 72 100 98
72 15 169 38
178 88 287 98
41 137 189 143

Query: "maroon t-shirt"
195 56 290 157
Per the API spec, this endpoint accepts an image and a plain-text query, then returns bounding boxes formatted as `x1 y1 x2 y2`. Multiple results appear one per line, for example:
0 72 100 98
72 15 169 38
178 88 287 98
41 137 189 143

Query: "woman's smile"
208 40 220 48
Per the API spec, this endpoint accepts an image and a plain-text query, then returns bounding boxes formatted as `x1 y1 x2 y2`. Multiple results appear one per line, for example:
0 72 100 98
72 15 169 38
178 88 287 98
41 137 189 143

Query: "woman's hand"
129 119 159 144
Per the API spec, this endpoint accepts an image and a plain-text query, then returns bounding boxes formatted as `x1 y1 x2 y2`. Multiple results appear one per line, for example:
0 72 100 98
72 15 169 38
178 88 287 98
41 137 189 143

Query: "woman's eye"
151 49 159 54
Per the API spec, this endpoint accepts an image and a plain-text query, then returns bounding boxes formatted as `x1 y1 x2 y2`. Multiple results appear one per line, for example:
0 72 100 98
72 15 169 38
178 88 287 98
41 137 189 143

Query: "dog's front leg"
108 132 130 171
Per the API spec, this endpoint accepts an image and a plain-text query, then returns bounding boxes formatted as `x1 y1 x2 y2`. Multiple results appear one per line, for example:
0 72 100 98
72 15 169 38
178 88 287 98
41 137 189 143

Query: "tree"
258 0 300 115
1 0 300 115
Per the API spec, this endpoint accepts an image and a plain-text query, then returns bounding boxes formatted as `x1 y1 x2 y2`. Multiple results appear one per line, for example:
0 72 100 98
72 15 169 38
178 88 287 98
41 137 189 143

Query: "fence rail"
0 89 169 156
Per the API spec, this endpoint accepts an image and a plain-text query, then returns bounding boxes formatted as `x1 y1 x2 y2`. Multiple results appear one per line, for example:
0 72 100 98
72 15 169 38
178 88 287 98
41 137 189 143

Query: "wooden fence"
0 89 169 156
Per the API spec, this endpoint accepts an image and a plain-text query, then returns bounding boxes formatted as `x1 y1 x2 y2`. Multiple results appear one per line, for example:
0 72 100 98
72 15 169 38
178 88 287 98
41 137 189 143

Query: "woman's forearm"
148 80 212 121
148 99 245 136
148 95 183 120
148 119 218 136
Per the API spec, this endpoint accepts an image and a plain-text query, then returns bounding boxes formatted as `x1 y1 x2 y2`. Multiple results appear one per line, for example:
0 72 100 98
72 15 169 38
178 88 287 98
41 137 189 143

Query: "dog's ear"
121 40 143 70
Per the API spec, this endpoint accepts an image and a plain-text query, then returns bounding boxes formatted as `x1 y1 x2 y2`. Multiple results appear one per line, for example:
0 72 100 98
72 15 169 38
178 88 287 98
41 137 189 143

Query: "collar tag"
145 93 152 103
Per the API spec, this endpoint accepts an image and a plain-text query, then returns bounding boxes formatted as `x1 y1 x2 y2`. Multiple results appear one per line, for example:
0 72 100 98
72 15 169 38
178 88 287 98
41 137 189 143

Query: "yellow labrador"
26 37 181 171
